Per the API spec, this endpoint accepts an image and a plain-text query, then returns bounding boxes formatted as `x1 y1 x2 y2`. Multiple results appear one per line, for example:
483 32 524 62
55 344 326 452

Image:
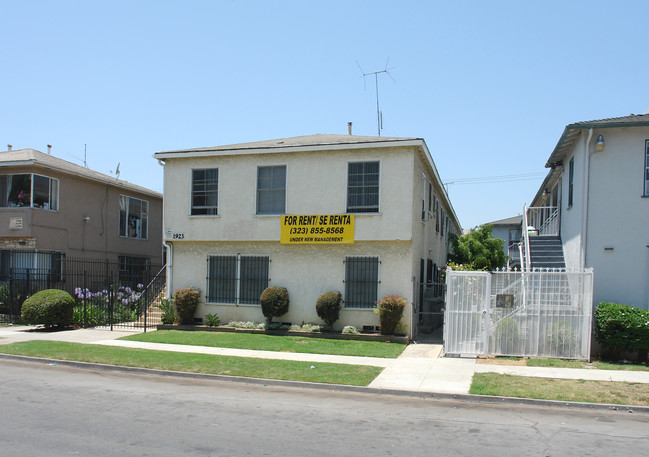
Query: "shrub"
260 286 289 325
205 313 221 327
493 318 520 354
375 295 407 336
21 289 75 327
227 321 265 329
595 302 649 356
173 287 201 325
290 323 322 332
157 298 176 324
342 325 359 334
315 291 342 329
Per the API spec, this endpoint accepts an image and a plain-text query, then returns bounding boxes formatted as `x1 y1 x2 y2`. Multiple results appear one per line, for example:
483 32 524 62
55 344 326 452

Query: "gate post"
482 272 492 356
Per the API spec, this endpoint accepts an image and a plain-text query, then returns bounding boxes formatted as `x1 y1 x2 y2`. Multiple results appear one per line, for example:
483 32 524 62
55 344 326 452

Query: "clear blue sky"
3 0 647 228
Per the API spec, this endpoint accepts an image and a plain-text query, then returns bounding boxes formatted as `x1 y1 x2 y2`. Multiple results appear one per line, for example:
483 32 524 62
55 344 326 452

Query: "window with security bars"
257 165 286 214
344 256 379 308
207 255 269 305
191 169 218 215
347 161 379 213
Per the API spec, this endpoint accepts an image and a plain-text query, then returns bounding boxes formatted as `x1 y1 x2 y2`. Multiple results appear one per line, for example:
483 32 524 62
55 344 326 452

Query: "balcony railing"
527 206 559 236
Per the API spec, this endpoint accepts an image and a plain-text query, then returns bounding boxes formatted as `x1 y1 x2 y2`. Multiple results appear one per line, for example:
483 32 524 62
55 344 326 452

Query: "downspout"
580 129 593 269
157 158 173 298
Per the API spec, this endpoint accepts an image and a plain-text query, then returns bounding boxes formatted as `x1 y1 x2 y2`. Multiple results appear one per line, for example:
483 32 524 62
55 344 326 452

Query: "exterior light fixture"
595 135 605 153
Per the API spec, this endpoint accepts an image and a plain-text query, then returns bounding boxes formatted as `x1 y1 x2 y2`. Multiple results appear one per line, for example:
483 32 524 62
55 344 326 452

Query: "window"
0 173 59 210
207 255 270 305
256 165 286 214
568 157 574 208
434 195 439 232
421 176 427 220
191 169 218 215
440 208 445 237
344 256 379 308
347 161 379 213
119 256 150 286
119 195 149 239
644 140 649 196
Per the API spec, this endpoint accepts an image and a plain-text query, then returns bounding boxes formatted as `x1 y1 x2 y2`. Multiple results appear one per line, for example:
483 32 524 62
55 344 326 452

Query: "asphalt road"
1 359 648 457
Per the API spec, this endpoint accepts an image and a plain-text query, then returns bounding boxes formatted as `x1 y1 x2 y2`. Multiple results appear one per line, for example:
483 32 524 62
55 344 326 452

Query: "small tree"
21 289 75 327
260 286 289 326
316 291 342 329
173 287 200 325
449 224 507 271
376 295 407 336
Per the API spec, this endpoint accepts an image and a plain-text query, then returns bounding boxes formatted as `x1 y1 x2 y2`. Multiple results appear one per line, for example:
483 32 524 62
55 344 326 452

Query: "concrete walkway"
2 325 649 395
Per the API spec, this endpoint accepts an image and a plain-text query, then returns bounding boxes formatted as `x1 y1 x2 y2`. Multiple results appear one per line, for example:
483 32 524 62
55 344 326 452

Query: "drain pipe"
158 158 173 298
580 129 593 269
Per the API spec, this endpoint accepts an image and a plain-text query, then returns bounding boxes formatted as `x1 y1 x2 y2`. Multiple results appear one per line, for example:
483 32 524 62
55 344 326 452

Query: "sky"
2 0 648 229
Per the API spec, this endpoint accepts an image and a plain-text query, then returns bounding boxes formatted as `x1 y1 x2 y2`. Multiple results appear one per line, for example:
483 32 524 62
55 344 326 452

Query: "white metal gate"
443 269 593 359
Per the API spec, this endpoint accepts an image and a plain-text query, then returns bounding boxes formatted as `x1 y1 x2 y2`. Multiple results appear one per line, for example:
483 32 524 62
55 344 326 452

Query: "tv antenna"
356 58 395 136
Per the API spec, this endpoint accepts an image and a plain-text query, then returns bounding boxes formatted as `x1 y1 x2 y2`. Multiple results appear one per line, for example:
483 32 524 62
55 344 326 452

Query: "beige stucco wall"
170 240 413 332
162 147 414 243
0 164 163 263
585 127 649 309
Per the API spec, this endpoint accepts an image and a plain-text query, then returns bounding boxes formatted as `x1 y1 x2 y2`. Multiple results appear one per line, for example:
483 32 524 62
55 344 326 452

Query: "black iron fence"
0 251 165 330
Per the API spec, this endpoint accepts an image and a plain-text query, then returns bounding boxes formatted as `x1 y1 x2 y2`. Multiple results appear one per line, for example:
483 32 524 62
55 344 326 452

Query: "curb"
1 353 647 414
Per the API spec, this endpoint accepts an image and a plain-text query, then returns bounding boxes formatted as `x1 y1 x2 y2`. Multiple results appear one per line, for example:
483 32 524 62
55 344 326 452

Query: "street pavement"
2 325 649 397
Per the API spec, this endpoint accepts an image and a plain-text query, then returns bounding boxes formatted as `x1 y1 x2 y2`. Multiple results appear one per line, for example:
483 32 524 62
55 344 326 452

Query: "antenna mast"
356 58 395 136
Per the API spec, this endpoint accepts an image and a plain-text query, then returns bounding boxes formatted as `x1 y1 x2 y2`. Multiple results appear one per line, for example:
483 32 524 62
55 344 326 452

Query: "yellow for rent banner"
281 214 355 244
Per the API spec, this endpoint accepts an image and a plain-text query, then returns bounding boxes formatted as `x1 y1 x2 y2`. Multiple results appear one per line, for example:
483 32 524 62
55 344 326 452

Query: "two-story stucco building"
0 147 163 275
154 134 460 339
523 113 649 310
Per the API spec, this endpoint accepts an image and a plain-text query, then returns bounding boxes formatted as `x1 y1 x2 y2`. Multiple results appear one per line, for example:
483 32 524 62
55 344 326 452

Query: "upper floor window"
568 157 574 208
0 173 59 210
119 195 148 240
347 161 379 213
191 168 218 215
644 140 649 196
256 165 286 215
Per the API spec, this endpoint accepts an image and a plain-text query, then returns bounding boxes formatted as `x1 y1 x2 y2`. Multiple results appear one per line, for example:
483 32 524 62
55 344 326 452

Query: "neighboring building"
0 147 163 274
482 215 522 269
524 113 649 309
154 134 461 339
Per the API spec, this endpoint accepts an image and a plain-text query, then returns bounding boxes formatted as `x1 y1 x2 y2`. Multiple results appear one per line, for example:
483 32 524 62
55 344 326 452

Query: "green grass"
525 358 649 371
0 341 383 386
470 373 649 406
121 330 406 358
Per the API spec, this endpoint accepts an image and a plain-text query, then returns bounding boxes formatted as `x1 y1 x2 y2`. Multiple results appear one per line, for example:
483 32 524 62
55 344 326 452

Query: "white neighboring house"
525 113 649 310
154 134 461 339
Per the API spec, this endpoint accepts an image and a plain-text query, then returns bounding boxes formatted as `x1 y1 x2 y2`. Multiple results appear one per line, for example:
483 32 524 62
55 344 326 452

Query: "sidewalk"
2 325 649 395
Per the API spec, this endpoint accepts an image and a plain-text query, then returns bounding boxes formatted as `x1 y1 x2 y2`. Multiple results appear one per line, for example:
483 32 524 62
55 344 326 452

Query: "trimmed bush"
595 302 649 355
173 287 201 325
494 318 520 354
21 289 75 327
205 313 221 327
376 295 407 336
260 286 289 325
316 291 342 329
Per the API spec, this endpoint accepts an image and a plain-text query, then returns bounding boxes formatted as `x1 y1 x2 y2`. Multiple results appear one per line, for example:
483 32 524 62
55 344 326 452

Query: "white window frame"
191 168 219 216
256 165 287 215
346 160 381 214
119 195 149 240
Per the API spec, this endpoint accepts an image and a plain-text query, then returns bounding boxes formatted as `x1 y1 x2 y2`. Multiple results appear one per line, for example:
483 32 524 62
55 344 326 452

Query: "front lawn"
0 341 383 386
470 373 649 406
121 330 406 358
479 357 649 371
